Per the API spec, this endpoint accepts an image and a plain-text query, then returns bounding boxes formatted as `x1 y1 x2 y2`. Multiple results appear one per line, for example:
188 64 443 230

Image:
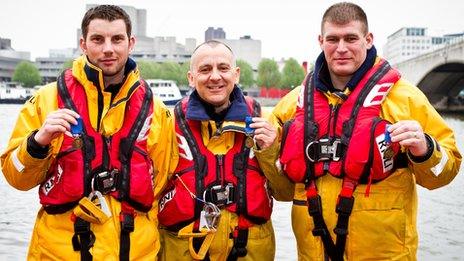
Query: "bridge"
393 38 464 111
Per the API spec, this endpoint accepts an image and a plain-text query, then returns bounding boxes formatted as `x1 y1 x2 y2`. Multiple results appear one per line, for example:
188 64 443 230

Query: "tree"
178 62 190 87
257 58 280 88
62 59 74 71
12 61 42 87
138 60 161 79
160 62 183 84
280 58 305 89
236 59 254 88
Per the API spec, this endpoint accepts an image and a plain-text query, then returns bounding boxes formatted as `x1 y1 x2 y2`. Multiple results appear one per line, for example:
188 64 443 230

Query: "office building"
383 27 464 64
0 37 31 82
205 27 226 41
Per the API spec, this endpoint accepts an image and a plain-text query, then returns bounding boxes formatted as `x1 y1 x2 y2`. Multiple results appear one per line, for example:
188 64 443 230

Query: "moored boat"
145 79 183 106
0 82 35 104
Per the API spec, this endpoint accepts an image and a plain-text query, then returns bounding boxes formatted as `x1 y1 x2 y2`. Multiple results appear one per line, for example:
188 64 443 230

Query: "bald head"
190 40 236 71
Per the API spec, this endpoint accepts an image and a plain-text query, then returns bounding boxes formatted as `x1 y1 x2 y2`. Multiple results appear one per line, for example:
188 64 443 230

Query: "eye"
326 37 338 43
219 65 230 72
112 35 125 43
90 36 103 43
346 36 358 43
198 66 211 74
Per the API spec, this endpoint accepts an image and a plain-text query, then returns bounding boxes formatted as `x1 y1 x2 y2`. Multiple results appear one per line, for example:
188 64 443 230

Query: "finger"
46 118 73 131
49 111 79 126
391 130 420 143
42 124 68 135
59 108 81 119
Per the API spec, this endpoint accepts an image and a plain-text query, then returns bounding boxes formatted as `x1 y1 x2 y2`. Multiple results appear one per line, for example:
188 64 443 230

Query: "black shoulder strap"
56 70 94 199
303 73 318 185
174 99 207 218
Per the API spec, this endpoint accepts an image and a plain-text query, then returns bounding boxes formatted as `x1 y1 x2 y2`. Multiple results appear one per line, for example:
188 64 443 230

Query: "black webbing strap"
72 217 95 261
119 206 135 261
306 180 356 261
307 195 337 259
333 196 355 261
227 227 249 261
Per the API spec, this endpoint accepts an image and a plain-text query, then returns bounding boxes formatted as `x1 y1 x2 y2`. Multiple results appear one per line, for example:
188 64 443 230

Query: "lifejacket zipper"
216 154 225 186
103 135 112 170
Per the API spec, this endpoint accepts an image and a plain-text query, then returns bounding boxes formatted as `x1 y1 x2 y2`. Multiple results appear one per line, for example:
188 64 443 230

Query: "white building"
221 35 262 70
35 48 78 84
383 27 464 65
0 37 31 82
81 5 195 64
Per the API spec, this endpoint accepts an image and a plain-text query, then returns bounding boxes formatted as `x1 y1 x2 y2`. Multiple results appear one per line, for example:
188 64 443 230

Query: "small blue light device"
71 117 83 137
245 116 254 135
384 124 391 144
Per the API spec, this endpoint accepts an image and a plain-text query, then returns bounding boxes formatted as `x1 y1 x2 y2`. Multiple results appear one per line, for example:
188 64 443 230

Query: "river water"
0 104 462 260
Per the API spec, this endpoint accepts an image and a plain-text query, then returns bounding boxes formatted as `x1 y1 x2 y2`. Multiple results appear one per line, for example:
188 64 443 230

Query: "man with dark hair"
157 40 291 260
273 2 461 260
1 5 176 260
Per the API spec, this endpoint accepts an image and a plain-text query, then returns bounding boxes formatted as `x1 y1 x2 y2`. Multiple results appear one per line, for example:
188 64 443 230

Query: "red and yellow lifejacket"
280 59 404 186
158 97 272 230
280 59 406 260
38 69 155 214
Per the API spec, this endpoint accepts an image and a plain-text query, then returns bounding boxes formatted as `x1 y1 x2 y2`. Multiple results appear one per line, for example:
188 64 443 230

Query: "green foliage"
257 58 280 88
138 60 189 86
236 59 254 88
138 60 161 79
12 61 42 87
159 62 182 83
280 58 305 89
62 59 74 70
178 62 190 87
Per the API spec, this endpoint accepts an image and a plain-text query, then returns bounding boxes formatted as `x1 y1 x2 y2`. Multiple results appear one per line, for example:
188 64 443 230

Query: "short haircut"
81 5 132 39
321 2 368 34
190 40 236 70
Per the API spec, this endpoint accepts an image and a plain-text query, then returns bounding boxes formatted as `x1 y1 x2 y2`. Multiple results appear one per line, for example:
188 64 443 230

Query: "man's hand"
388 120 428 157
249 117 277 150
34 109 80 147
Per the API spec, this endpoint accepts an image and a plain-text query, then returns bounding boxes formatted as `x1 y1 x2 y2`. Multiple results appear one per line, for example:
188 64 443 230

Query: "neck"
214 100 231 113
103 70 125 89
329 73 350 91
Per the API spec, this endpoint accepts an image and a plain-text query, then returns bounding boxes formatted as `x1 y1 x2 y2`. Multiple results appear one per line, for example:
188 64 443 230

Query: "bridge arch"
417 61 464 104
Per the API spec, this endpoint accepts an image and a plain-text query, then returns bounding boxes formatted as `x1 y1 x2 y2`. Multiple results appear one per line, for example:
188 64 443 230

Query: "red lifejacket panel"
38 69 155 213
280 59 403 184
158 97 272 230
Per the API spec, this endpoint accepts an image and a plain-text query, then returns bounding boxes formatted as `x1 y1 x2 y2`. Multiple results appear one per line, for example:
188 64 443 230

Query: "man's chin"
332 67 356 77
101 68 123 77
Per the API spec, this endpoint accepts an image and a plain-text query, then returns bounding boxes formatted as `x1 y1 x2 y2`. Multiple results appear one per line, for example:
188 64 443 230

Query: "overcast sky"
1 0 463 63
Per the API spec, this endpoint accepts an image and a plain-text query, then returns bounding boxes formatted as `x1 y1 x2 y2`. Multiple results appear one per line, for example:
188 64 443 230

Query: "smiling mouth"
207 85 224 90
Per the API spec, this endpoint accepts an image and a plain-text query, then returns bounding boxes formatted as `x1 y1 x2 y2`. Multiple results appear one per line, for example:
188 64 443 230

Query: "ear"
234 66 241 84
318 34 324 49
187 71 195 87
129 36 136 53
79 37 87 54
365 32 374 49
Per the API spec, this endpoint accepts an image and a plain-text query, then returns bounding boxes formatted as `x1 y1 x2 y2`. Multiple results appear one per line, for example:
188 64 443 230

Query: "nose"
336 40 348 53
102 39 113 54
210 68 221 81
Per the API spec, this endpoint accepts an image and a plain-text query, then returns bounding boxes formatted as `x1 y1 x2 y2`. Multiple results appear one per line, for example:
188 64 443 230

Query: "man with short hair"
157 40 290 260
1 5 176 260
273 2 461 260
